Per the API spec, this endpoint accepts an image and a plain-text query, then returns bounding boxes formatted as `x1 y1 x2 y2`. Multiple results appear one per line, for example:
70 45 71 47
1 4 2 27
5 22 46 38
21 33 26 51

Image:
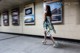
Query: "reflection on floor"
0 33 80 53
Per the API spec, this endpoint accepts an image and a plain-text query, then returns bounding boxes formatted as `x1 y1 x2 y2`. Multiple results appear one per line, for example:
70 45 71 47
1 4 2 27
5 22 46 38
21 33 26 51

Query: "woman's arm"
44 13 46 21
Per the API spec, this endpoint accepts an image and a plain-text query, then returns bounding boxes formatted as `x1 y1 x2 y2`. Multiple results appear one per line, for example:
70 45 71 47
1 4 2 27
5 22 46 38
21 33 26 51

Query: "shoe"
53 42 59 48
42 40 47 45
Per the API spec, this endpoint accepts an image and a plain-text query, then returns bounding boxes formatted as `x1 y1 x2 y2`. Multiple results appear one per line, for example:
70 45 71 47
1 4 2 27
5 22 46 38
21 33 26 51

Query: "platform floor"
0 33 80 53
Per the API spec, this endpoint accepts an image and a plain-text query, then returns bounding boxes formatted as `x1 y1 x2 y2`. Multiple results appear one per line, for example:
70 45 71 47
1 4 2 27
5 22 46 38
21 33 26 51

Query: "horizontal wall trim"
0 32 80 43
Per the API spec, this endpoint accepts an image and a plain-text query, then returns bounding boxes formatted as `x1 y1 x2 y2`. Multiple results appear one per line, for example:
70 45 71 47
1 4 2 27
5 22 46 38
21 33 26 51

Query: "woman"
42 5 57 47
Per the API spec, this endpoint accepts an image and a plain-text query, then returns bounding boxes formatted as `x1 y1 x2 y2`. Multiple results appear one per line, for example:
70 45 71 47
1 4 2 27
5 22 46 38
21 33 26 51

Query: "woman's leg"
48 30 55 44
50 35 55 44
42 31 47 45
50 34 58 47
44 31 47 41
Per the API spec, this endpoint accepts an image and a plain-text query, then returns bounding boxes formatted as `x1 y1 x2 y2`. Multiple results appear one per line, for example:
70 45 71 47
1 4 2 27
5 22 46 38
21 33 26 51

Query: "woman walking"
42 5 58 47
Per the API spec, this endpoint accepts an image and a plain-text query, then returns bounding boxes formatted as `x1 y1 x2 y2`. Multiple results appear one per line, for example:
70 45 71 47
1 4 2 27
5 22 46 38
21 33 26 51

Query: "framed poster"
44 0 63 24
3 11 9 26
11 8 20 26
24 3 35 25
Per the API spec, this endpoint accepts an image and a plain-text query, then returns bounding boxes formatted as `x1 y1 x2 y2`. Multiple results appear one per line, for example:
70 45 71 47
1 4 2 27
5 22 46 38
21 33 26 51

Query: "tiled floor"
0 33 80 53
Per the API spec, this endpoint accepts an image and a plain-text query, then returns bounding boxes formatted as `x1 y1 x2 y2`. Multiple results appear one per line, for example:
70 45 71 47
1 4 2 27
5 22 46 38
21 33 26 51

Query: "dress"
43 16 56 36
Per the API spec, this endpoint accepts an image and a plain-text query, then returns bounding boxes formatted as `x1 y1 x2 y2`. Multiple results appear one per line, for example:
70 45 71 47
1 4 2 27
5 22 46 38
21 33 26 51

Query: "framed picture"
3 11 9 26
11 8 20 26
44 0 63 24
24 3 35 25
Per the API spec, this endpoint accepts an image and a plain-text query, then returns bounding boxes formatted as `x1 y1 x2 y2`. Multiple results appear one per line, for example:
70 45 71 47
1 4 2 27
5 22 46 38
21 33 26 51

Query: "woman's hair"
45 5 52 16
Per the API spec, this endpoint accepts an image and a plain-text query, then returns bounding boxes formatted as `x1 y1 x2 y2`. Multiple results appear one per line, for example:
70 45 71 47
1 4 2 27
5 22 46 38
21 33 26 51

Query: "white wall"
0 0 80 40
22 2 44 35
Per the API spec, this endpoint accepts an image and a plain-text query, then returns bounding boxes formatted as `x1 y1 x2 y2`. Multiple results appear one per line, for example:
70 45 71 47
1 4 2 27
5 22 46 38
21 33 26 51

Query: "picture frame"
24 3 35 25
11 8 20 26
3 11 9 26
44 0 63 24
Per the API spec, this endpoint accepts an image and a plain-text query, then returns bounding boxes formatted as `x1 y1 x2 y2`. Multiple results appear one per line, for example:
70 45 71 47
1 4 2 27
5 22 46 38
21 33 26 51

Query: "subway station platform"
0 33 80 53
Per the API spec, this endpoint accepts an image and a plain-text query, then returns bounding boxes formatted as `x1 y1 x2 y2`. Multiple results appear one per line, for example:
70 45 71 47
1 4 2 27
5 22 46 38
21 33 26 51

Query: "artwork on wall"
3 11 9 26
24 3 35 25
44 0 63 24
11 8 20 26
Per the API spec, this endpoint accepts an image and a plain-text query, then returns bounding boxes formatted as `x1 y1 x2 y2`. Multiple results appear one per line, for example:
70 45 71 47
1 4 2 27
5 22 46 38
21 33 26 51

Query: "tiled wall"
0 0 80 40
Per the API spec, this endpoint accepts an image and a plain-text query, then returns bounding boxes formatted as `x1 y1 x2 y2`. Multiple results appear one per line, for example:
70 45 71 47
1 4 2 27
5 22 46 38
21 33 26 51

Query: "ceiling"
0 0 79 12
0 0 34 12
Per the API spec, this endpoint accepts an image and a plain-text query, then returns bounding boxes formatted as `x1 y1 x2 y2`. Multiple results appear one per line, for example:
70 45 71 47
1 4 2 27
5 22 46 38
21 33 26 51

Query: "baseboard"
0 32 80 43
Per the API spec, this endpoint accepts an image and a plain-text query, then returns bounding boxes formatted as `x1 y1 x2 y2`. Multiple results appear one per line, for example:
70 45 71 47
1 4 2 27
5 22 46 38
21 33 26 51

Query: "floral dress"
43 16 56 36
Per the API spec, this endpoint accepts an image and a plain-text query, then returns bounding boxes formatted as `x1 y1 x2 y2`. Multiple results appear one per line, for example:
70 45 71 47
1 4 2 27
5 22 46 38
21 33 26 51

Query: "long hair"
45 5 52 16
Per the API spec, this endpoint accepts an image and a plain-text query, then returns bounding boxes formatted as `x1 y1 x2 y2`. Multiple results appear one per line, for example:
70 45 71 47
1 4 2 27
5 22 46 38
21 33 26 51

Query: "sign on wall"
11 8 20 26
3 11 9 26
44 0 63 24
24 3 35 25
